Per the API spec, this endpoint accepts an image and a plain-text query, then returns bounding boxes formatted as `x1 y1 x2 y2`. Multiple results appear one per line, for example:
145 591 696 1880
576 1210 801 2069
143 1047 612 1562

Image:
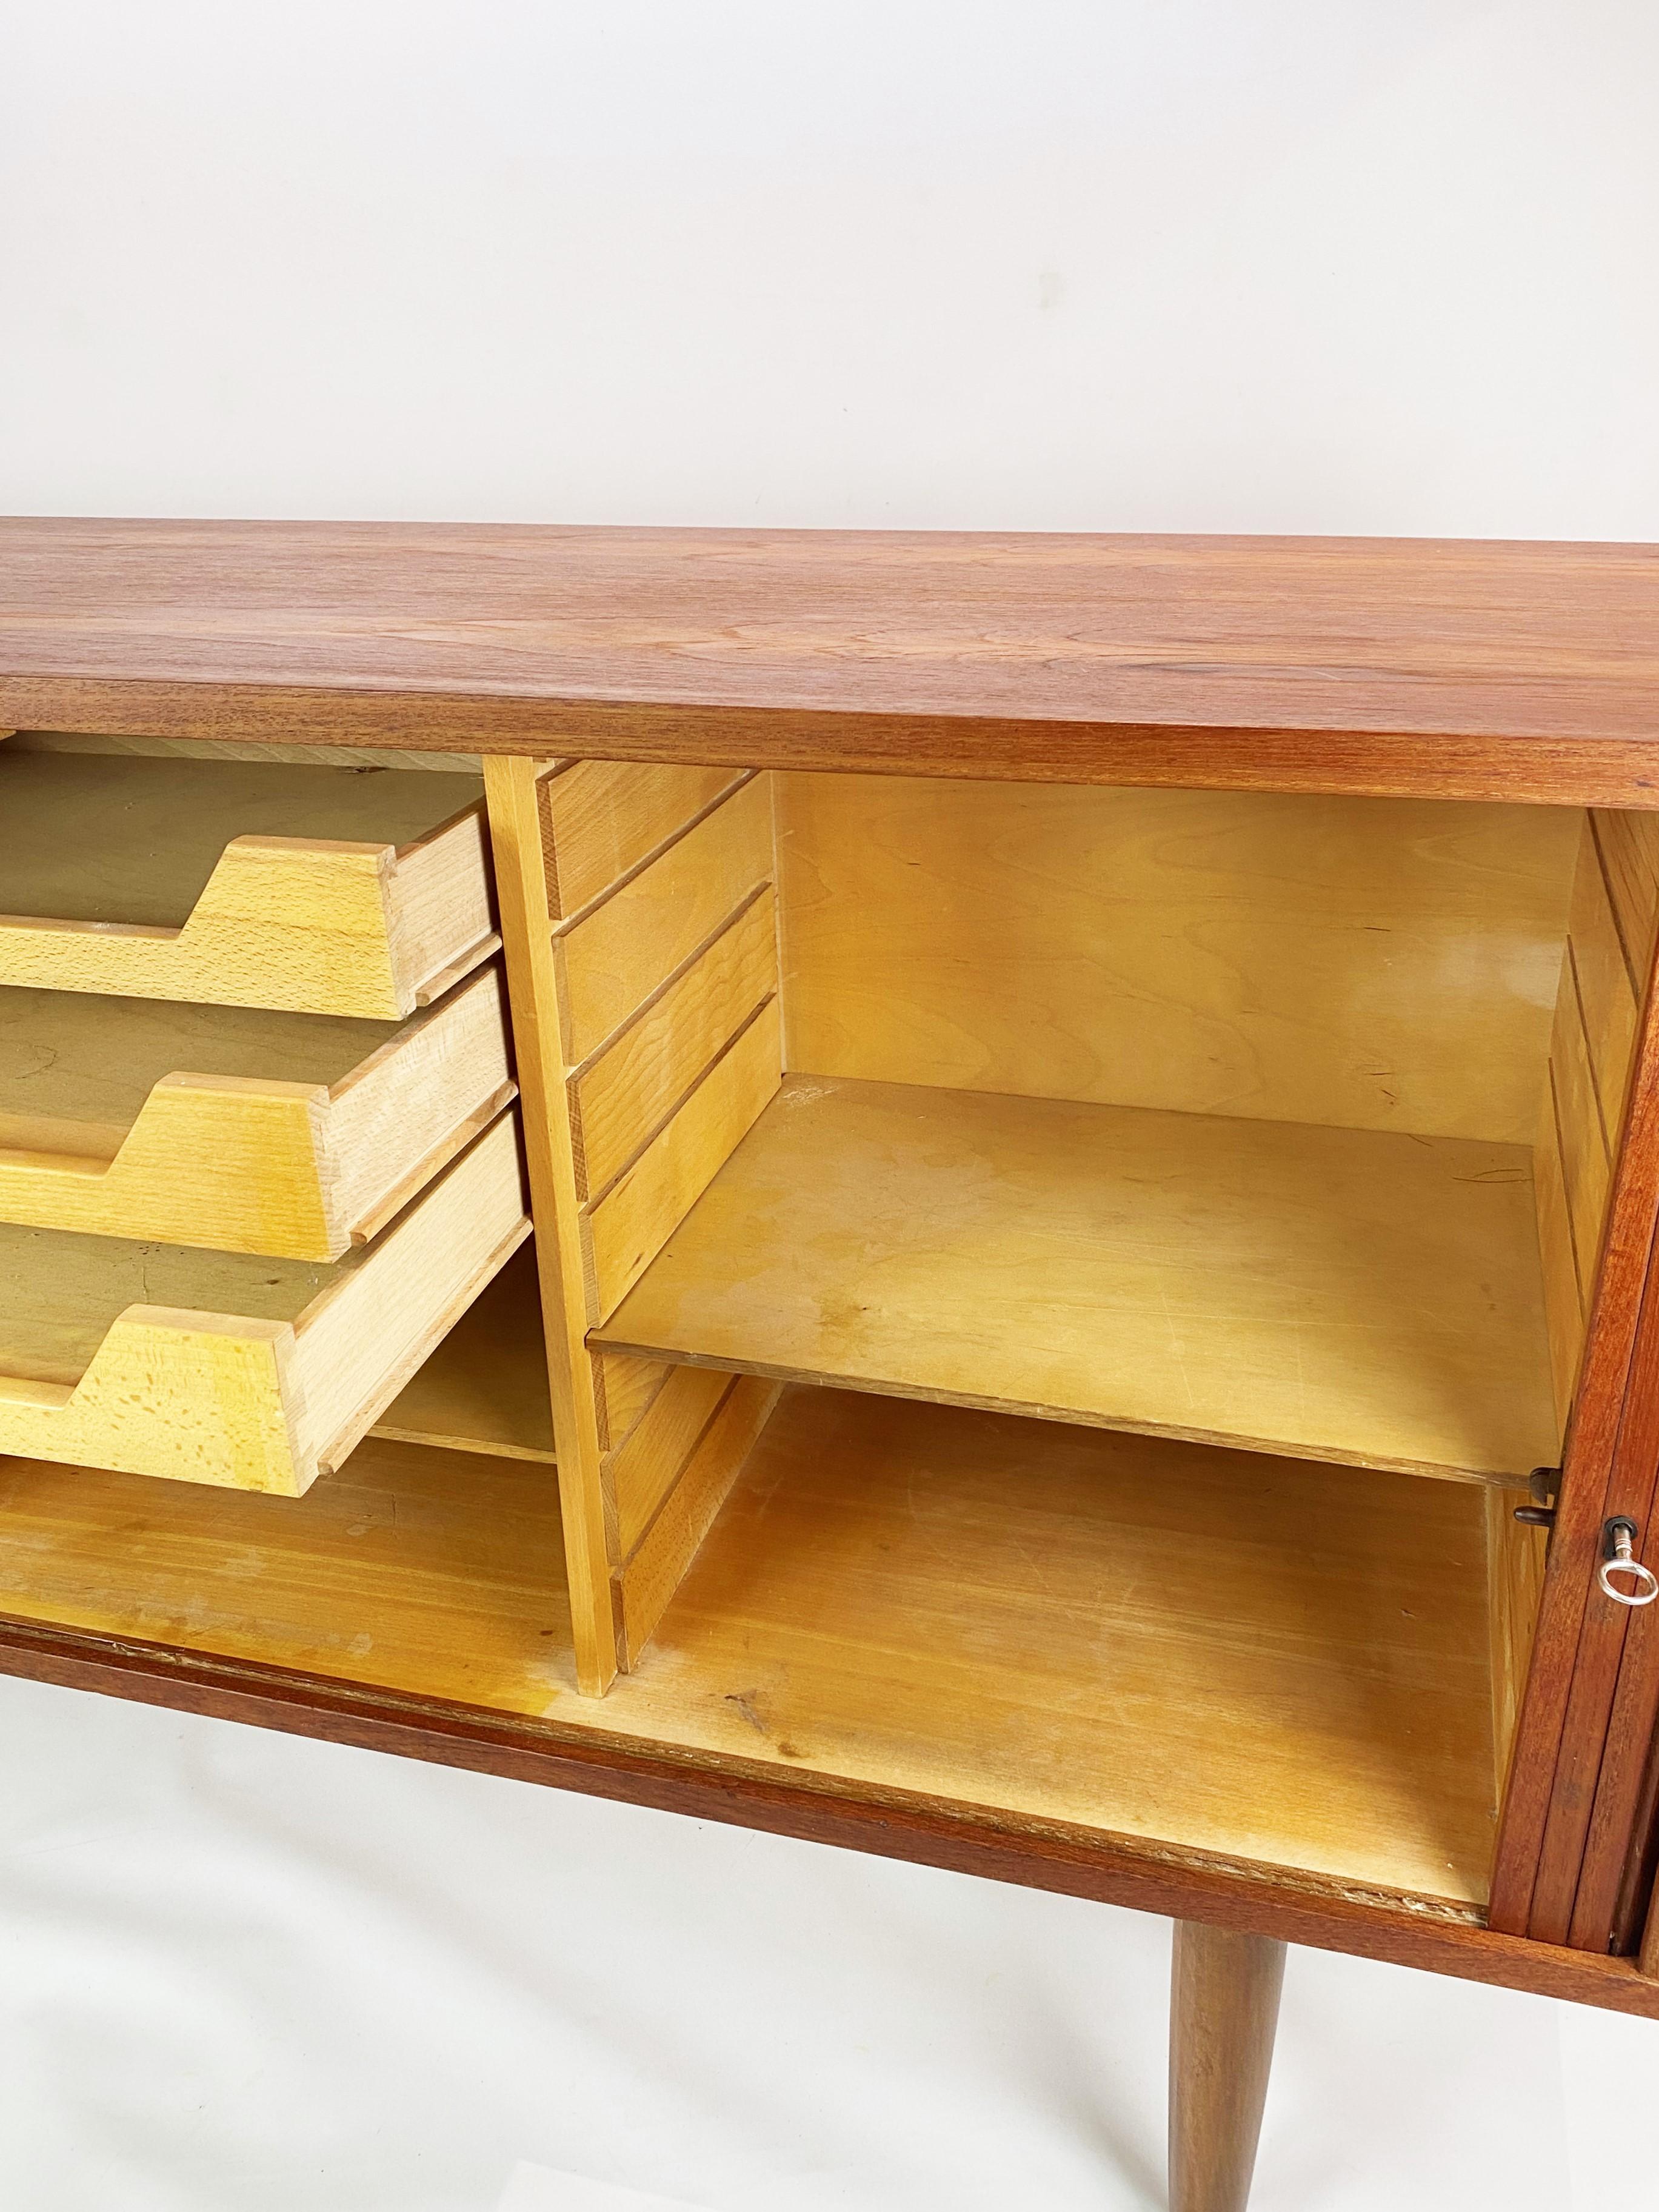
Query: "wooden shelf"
0 1388 1499 1904
0 967 513 1257
0 1109 530 1492
372 1242 555 1463
594 1076 1560 1485
0 750 496 1016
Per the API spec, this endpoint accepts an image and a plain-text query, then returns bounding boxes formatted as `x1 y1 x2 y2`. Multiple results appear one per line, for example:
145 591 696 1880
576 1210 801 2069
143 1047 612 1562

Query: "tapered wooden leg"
1169 1920 1286 2212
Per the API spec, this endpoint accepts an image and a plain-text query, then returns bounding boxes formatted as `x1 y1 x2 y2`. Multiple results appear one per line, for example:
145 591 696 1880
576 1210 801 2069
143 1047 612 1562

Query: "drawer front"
0 747 497 1017
0 966 515 1258
0 1108 531 1494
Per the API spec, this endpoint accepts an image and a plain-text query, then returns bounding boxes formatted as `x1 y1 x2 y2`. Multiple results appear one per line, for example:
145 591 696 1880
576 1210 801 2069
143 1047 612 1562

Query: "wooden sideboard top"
1 518 1655 803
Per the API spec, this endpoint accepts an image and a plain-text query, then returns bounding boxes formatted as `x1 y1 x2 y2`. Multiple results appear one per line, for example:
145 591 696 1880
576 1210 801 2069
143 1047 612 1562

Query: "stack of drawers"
0 742 533 1494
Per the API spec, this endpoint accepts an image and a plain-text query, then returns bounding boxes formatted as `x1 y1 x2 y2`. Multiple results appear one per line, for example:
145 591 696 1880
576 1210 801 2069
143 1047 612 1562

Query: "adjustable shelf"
593 1074 1560 1486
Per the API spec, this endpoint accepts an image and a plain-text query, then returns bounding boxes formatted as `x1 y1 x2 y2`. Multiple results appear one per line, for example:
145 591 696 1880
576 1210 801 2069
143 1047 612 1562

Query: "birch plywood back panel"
775 777 1581 1144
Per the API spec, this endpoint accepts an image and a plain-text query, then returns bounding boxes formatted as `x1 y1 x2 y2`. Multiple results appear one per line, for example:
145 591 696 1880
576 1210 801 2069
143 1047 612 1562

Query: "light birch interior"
0 1112 531 1492
0 987 405 1129
0 741 498 1020
0 1390 1499 1908
0 969 515 1257
372 1243 556 1463
590 777 1656 1492
520 767 1654 1833
0 745 484 928
3 750 1656 1908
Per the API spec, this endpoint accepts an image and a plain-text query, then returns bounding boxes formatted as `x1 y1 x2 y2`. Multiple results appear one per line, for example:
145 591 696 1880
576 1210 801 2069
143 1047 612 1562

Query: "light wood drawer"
0 1107 530 1494
0 966 515 1258
0 749 497 1016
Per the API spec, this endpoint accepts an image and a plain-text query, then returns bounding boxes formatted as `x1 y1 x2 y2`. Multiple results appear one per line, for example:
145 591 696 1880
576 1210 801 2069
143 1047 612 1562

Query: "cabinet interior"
0 1398 1495 1904
548 769 1656 1814
598 775 1646 1477
2 749 1657 1917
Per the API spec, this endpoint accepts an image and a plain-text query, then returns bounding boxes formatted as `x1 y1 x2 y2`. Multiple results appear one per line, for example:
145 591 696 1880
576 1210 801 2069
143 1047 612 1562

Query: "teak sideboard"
2 519 1657 2208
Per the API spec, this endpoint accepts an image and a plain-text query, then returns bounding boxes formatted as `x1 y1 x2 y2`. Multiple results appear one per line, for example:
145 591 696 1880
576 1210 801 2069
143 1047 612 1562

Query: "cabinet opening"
0 1386 1504 1910
4 755 1653 1917
527 766 1658 1834
587 775 1654 1494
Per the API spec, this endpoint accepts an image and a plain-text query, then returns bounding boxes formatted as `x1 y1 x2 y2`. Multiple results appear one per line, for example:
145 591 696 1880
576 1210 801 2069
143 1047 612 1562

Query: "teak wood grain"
4 521 1659 805
1544 1221 1659 1950
1169 1924 1286 2212
8 730 483 774
1572 1588 1659 1953
1490 918 1659 1943
13 523 1659 2011
1487 1487 1549 1798
1527 817 1654 1429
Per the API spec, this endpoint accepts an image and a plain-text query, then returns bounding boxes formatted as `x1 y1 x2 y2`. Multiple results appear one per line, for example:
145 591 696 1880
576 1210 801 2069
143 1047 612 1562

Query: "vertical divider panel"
482 757 618 1697
488 758 785 1691
569 768 784 1667
616 1375 781 1665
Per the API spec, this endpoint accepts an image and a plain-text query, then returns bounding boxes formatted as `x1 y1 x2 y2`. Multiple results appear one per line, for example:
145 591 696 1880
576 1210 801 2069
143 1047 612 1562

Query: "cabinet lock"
1599 1519 1659 1609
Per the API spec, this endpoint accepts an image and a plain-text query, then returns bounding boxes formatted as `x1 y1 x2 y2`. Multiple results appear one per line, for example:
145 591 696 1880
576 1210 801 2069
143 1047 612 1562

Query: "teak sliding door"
1494 815 1659 1954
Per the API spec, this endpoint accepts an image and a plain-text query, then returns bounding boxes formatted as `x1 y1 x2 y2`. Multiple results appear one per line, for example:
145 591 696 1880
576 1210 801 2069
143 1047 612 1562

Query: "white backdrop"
2 6 1658 2207
5 1 1659 535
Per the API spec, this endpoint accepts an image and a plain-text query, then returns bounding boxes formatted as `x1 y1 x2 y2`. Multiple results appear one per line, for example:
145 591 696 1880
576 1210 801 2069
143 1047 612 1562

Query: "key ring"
1600 1519 1659 1609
